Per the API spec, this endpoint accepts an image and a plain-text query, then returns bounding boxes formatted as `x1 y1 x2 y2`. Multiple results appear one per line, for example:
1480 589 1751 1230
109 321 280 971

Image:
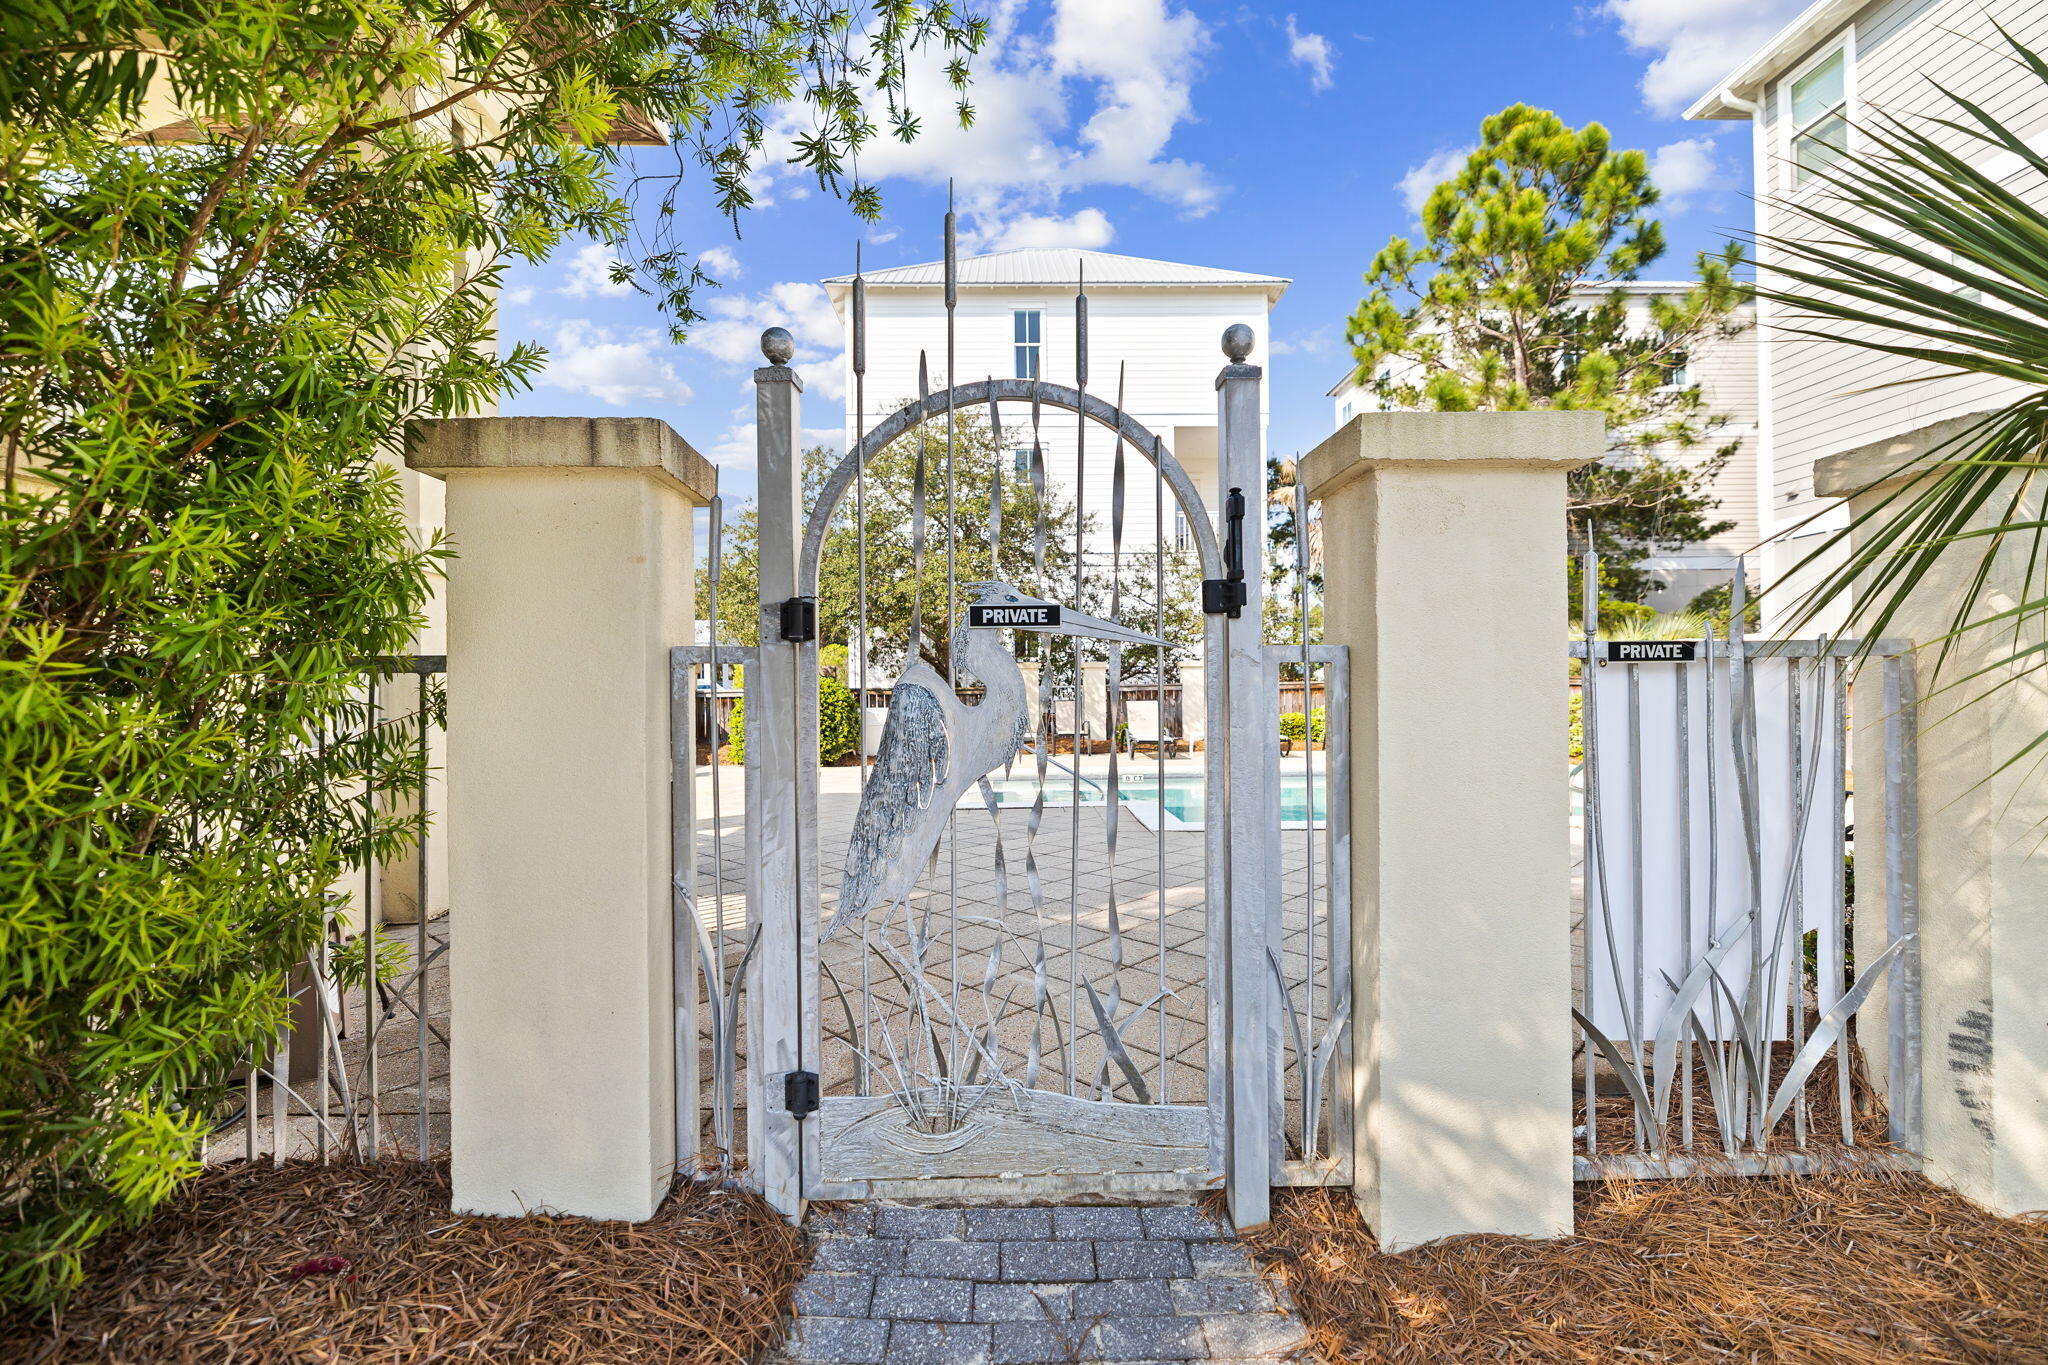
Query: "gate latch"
1202 486 1248 618
779 596 818 643
783 1069 821 1120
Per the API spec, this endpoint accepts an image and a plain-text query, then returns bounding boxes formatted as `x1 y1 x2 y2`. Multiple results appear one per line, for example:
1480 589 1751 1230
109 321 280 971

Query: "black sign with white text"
969 603 1061 630
1604 640 1699 663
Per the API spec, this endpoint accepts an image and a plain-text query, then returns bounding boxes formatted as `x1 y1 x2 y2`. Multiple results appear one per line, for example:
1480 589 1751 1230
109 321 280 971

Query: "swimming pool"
961 772 1328 829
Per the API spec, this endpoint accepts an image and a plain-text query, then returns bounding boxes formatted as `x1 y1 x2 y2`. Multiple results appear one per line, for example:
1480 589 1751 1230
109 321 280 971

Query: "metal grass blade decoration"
1649 914 1756 1128
1083 979 1151 1105
1763 935 1915 1136
1573 1008 1664 1157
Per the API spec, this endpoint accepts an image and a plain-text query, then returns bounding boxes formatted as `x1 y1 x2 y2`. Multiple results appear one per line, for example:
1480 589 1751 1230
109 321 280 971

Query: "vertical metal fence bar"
271 1026 288 1159
1884 653 1924 1149
364 671 379 1159
416 670 431 1161
1578 546 1601 1158
1676 660 1693 1152
671 652 698 1173
244 1050 257 1161
1833 651 1855 1144
1789 658 1809 1148
1625 661 1645 1153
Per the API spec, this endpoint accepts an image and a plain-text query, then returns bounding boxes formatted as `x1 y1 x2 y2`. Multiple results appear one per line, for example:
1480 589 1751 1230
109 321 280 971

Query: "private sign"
969 603 1061 630
1604 641 1699 662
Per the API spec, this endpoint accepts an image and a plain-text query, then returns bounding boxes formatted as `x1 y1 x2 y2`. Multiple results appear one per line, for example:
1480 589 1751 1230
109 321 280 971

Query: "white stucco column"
1302 410 1598 1250
1818 419 2048 1218
406 415 714 1221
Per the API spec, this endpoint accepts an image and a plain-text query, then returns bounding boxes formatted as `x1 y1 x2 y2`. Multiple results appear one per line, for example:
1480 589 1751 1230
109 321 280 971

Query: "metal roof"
823 247 1289 299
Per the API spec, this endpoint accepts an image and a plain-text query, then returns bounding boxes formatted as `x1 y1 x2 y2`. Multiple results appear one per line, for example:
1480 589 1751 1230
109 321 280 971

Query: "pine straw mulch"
1239 1172 2048 1364
0 1159 808 1365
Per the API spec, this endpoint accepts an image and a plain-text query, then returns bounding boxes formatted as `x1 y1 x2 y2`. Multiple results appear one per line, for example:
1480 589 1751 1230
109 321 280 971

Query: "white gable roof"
823 247 1288 301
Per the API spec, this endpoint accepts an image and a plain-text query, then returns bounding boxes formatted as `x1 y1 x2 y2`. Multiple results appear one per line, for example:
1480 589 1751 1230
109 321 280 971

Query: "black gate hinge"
779 596 818 643
784 1069 820 1120
1203 486 1248 619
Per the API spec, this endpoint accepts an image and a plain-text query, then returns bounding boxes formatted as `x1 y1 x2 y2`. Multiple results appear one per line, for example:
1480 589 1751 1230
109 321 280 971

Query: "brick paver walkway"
776 1203 1309 1365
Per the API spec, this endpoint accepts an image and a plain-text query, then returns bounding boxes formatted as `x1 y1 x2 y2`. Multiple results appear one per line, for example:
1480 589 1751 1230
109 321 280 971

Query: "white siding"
837 285 1273 555
1760 0 2048 536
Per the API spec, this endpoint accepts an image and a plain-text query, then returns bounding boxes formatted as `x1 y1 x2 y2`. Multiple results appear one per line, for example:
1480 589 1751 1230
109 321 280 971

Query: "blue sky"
497 0 1807 504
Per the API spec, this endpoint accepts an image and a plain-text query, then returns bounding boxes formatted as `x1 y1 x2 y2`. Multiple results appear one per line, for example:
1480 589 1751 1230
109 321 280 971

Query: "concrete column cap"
406 416 717 505
1300 410 1603 500
1813 411 1994 500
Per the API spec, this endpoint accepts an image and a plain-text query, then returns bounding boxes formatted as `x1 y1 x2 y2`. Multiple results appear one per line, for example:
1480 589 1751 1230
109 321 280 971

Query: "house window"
1013 309 1042 379
1013 447 1032 478
1788 45 1850 190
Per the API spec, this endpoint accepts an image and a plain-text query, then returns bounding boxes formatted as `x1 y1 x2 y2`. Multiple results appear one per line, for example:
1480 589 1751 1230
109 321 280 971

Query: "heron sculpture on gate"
827 580 1166 941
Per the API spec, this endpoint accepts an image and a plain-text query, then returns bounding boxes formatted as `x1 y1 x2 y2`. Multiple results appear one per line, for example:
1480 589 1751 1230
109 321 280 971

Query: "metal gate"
674 218 1350 1223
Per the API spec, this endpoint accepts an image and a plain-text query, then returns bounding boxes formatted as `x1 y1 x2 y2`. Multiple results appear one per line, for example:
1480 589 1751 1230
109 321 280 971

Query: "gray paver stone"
904 1239 1003 1280
786 1316 889 1364
1139 1206 1231 1240
1201 1312 1309 1358
1185 1242 1257 1278
1069 1278 1177 1318
973 1283 1074 1322
875 1207 967 1240
1001 1239 1097 1282
814 1239 905 1275
989 1319 1086 1364
870 1275 975 1323
812 1206 877 1237
1092 1239 1194 1279
1085 1315 1206 1361
1167 1277 1275 1315
884 1321 992 1365
1050 1206 1148 1239
963 1208 1054 1239
794 1272 876 1317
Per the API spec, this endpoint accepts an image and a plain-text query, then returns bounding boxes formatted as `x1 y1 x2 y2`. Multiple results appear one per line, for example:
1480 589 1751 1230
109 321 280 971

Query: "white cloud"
1602 0 1809 117
537 321 692 407
1398 147 1472 218
499 285 534 307
698 245 742 279
806 0 1218 233
559 243 632 298
1649 135 1728 213
1284 16 1335 93
1268 326 1336 358
960 206 1115 253
692 281 847 400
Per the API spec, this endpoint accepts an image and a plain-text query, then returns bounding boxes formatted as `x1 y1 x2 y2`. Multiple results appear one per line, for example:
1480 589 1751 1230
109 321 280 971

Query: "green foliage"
710 423 1206 681
726 695 747 765
1347 103 1744 600
818 674 860 765
1685 581 1762 634
328 930 412 993
1278 708 1326 745
1569 691 1585 764
0 0 978 1305
1755 28 2048 780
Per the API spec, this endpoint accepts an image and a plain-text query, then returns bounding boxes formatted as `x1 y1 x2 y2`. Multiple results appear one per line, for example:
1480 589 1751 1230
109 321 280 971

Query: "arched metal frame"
797 378 1224 596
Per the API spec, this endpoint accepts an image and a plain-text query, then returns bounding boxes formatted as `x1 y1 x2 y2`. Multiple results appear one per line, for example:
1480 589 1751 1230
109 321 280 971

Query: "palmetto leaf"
1755 28 2048 774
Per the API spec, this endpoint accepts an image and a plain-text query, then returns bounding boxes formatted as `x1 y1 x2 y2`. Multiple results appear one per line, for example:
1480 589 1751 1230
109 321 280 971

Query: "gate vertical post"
1301 410 1597 1249
1216 326 1278 1230
749 329 806 1217
406 416 712 1221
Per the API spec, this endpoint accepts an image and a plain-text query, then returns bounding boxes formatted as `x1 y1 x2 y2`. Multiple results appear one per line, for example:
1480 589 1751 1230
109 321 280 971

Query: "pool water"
964 773 1328 828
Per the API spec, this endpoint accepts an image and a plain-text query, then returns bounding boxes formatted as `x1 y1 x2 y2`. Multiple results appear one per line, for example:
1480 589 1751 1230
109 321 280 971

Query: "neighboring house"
1326 282 1762 610
823 248 1288 561
1688 0 2048 630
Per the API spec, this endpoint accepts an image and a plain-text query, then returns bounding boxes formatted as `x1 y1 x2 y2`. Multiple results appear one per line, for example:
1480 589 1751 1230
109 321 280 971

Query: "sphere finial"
1221 323 1255 363
760 327 795 366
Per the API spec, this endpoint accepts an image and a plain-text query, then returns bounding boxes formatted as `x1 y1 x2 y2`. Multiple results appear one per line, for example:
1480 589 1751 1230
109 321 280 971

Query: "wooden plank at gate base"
748 343 804 1218
816 1092 1212 1188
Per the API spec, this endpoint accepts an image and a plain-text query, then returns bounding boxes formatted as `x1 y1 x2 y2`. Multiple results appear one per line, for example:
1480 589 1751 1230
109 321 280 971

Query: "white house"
1327 281 1762 610
822 247 1288 560
1687 0 2048 629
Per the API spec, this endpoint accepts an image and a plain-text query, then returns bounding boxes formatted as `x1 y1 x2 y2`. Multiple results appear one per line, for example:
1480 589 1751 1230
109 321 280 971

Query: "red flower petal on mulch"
287 1255 352 1281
